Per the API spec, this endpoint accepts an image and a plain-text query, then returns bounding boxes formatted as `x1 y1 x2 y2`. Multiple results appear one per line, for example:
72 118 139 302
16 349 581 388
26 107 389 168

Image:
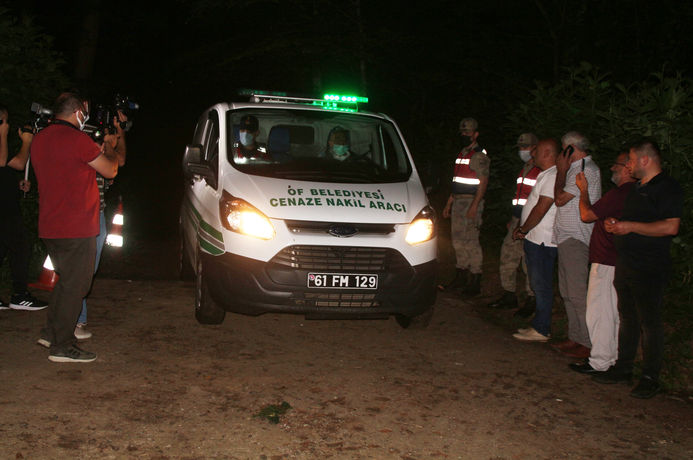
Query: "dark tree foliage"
0 7 69 284
0 7 67 123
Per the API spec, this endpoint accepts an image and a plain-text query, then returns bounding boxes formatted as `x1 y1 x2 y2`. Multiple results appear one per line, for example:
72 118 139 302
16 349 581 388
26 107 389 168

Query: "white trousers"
586 263 619 371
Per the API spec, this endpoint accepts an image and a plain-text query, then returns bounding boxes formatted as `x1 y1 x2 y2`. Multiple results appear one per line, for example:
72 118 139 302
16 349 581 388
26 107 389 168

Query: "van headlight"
219 193 275 240
405 206 436 245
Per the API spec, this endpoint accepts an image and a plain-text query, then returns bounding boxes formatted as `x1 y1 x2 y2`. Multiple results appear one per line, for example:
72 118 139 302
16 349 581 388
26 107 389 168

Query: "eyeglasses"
612 162 627 167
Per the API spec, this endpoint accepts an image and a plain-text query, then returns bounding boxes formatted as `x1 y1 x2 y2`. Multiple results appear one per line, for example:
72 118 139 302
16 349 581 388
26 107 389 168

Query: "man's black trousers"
0 215 30 293
613 263 669 379
42 237 95 352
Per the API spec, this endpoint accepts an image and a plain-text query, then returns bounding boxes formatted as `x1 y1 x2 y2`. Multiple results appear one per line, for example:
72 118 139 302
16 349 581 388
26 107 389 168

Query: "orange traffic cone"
29 255 59 291
106 197 124 247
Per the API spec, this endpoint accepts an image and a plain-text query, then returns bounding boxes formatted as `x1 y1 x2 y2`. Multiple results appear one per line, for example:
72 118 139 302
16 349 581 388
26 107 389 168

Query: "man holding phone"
552 131 601 358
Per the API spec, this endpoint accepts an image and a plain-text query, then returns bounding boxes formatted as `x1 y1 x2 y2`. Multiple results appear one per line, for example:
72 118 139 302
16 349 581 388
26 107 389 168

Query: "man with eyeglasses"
31 92 123 363
568 151 634 376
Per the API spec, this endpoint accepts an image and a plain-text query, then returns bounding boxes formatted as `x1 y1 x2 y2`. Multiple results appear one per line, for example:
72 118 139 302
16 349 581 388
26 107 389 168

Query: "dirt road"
2 269 692 459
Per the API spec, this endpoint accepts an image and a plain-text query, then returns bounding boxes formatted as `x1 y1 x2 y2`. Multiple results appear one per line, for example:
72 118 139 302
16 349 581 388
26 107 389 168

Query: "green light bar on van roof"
323 94 369 104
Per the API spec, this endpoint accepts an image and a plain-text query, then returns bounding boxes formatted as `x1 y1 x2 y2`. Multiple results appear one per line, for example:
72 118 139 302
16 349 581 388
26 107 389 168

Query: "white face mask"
518 149 532 163
239 131 255 147
332 144 349 160
76 110 89 131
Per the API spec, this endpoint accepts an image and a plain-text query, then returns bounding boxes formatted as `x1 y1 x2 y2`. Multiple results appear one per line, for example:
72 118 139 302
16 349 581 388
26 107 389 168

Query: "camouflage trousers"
499 216 533 295
451 195 483 274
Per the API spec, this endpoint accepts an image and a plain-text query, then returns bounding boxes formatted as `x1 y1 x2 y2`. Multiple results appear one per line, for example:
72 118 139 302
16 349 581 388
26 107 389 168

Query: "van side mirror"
182 144 217 189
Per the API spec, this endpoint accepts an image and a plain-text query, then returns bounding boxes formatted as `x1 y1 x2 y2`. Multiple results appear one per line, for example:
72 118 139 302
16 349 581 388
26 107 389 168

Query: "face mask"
239 131 254 147
77 110 89 131
518 149 532 162
332 144 349 159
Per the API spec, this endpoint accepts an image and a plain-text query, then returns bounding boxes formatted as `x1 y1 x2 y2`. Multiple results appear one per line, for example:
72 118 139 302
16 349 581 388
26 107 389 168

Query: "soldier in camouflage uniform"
442 118 490 297
488 133 539 315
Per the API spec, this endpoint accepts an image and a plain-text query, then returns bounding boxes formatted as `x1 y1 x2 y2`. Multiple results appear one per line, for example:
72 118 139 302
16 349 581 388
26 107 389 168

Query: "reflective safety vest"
452 146 487 195
512 165 541 217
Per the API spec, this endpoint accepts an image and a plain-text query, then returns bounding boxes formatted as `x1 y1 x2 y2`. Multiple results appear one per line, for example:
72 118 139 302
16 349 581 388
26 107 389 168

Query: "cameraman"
31 92 124 363
76 108 128 340
0 104 47 311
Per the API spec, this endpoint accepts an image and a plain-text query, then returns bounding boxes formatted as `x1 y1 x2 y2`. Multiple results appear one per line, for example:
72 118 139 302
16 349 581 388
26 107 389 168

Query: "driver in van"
235 114 270 161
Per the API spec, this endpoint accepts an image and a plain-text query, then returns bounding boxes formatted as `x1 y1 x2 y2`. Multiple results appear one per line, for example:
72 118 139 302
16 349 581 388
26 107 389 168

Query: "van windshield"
226 109 412 183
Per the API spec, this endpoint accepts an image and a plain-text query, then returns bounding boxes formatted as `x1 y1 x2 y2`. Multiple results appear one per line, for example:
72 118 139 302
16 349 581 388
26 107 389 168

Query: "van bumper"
203 251 437 319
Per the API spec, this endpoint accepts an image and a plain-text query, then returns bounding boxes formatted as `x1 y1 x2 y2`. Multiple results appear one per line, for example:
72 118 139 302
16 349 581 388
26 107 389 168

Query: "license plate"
307 273 378 289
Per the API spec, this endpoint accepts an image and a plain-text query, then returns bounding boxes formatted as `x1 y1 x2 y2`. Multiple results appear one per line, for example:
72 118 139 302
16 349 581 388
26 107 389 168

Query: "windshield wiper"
270 169 378 183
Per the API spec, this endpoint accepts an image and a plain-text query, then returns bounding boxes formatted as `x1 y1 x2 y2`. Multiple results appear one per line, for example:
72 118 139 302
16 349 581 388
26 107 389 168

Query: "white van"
180 92 437 328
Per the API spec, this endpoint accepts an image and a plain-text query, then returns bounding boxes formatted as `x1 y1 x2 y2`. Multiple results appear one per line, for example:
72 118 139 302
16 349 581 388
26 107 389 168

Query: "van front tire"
195 254 226 325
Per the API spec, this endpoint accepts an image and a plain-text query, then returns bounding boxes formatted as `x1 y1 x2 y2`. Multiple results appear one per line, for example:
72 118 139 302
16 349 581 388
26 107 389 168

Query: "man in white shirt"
512 139 559 342
552 132 602 358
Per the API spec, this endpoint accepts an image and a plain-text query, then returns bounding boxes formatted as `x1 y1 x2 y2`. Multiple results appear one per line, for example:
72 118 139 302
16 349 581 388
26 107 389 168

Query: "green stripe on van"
187 200 224 242
184 195 225 254
199 237 224 256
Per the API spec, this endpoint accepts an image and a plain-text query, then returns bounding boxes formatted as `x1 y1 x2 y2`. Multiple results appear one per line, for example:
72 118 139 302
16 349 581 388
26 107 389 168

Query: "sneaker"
513 327 550 342
9 292 48 311
630 375 661 399
48 344 96 363
74 323 92 340
0 299 9 310
37 337 51 348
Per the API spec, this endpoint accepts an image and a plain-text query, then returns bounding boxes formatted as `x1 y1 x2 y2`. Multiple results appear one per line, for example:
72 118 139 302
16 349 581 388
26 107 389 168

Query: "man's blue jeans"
524 239 557 336
78 211 107 324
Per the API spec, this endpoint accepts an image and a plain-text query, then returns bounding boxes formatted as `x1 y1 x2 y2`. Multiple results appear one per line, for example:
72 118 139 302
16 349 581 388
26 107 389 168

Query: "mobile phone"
562 145 574 157
581 158 585 171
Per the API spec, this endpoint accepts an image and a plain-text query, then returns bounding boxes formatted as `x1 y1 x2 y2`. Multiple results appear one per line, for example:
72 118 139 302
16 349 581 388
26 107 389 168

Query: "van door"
185 110 225 263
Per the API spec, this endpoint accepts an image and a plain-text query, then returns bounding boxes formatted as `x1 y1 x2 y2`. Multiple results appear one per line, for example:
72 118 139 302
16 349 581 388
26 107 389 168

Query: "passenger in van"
325 127 353 161
234 114 270 161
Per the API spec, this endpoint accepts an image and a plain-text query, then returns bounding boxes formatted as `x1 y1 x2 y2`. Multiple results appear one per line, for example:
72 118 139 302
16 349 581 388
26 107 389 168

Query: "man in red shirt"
569 152 635 374
31 92 122 362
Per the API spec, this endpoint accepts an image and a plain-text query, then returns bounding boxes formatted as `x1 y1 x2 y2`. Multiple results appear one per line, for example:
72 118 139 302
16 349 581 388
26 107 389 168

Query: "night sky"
4 0 692 236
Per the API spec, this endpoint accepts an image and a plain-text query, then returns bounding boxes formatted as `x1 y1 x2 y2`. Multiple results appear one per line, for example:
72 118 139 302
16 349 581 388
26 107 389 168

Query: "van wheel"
178 235 194 280
396 306 434 329
195 255 225 325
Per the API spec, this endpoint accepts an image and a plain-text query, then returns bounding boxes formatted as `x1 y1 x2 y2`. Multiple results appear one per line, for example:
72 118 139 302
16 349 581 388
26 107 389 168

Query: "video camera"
84 94 139 143
26 102 53 133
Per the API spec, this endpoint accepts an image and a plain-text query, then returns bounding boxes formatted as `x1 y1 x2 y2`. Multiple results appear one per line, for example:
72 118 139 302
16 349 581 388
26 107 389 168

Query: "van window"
226 109 412 184
205 111 220 176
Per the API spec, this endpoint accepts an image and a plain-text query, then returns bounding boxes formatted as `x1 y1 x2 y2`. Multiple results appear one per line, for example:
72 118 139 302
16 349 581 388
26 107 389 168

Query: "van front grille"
297 292 379 308
270 245 409 272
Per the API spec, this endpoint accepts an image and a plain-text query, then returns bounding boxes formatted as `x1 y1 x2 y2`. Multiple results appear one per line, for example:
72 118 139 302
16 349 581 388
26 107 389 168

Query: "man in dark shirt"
595 139 683 399
0 105 46 311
